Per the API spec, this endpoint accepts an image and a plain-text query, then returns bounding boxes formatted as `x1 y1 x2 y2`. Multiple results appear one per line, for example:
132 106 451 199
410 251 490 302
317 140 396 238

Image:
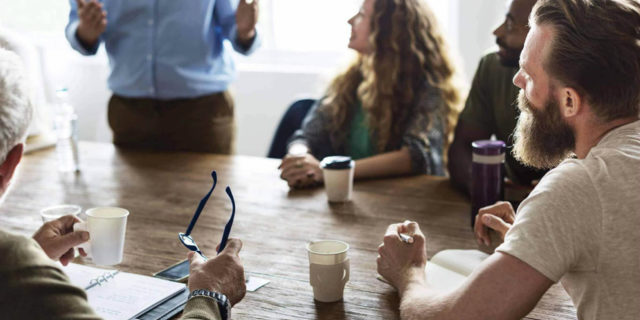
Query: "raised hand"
187 238 246 306
236 0 259 43
75 0 107 48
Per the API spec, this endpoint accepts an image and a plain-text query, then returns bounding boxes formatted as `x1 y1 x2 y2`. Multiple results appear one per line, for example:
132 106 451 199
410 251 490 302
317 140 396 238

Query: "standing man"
448 0 546 195
378 0 640 318
65 0 260 153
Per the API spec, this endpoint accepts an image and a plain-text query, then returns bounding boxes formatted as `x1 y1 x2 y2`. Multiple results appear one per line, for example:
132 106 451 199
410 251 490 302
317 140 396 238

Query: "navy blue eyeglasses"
179 171 236 259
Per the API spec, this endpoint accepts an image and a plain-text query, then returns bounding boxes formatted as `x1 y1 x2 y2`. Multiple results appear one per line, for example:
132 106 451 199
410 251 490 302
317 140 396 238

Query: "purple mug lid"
472 140 506 156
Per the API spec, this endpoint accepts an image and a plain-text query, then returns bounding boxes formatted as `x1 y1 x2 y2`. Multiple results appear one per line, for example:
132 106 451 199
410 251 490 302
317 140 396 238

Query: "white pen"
398 232 413 243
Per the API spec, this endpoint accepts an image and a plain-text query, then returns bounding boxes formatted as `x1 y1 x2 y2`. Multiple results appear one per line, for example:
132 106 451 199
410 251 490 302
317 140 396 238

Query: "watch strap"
188 289 230 320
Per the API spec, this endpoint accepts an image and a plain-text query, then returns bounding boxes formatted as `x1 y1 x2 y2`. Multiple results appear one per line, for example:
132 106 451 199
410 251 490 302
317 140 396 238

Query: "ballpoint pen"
398 232 413 244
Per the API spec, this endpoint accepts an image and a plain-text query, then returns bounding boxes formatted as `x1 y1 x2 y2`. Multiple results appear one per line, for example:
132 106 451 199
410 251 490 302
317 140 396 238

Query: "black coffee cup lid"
320 156 354 169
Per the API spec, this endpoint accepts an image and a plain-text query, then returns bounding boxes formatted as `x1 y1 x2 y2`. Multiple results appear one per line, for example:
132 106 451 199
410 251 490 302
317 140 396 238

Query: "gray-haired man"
0 48 246 320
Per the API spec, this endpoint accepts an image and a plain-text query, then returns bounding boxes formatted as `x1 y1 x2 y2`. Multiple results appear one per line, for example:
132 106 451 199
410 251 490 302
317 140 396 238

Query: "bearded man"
377 0 640 319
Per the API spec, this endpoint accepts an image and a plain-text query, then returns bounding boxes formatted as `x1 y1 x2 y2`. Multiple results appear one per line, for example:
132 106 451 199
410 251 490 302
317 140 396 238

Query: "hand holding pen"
376 221 428 292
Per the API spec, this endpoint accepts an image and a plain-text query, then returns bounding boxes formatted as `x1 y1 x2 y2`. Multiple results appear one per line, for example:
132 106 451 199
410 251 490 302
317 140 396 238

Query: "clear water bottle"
54 88 80 172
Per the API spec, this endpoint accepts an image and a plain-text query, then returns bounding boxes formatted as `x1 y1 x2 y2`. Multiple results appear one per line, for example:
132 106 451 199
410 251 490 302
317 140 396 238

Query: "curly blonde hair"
322 0 461 153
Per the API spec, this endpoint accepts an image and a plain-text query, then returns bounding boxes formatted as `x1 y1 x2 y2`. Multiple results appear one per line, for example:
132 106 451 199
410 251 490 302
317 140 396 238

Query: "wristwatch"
188 289 231 320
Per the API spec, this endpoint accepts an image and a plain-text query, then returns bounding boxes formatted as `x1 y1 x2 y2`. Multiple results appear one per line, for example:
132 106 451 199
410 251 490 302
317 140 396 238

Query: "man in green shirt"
448 0 546 195
0 48 245 320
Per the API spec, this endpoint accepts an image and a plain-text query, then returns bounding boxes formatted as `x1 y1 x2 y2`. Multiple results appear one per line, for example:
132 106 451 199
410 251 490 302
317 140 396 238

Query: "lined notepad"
63 263 187 320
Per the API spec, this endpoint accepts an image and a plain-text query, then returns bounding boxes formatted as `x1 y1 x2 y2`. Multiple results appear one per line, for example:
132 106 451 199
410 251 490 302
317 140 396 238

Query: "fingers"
280 157 304 173
384 223 402 237
402 221 422 236
57 214 81 229
79 1 104 23
402 221 424 245
220 238 243 256
76 0 86 9
88 4 104 24
188 250 205 267
79 248 88 257
59 230 90 250
60 248 75 266
92 12 107 29
281 166 307 181
481 214 511 238
285 171 314 187
238 0 255 7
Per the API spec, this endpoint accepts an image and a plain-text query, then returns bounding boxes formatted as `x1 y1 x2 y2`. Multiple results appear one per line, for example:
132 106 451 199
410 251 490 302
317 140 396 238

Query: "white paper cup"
40 204 81 223
320 156 355 203
307 240 350 302
74 207 129 266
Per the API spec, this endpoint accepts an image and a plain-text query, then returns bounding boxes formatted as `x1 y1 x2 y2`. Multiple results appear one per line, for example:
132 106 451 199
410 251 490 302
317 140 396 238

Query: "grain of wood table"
0 142 577 319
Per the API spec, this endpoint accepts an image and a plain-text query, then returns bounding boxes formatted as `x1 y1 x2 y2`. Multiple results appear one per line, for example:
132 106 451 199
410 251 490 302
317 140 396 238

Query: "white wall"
454 0 505 81
1 0 507 157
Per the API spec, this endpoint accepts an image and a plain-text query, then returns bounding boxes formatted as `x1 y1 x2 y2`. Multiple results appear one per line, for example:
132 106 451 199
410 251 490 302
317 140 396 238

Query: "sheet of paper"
246 276 270 292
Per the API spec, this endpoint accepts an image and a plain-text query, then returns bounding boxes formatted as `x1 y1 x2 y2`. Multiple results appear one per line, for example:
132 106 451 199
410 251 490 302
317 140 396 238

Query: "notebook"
424 249 490 292
378 249 490 292
62 263 187 320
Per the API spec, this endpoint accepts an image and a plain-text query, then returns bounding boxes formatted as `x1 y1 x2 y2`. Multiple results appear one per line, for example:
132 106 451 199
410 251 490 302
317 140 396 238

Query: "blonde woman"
279 0 461 188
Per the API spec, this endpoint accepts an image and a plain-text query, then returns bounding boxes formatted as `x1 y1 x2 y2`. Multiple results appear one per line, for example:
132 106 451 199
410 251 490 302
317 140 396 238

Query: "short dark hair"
532 0 640 121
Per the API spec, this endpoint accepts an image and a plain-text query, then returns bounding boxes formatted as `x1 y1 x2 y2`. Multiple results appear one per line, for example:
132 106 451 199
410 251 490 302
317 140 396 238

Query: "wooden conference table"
0 142 577 319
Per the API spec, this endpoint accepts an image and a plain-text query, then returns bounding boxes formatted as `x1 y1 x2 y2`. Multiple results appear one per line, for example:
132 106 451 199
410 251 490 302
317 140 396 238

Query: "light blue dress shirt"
66 0 261 100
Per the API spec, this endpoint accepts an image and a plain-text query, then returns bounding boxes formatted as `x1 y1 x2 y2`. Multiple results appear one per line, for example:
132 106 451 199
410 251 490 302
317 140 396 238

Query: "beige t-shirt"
497 120 640 320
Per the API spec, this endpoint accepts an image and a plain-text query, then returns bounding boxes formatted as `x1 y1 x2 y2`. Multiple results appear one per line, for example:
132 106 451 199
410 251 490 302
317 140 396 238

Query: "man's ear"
0 143 24 191
559 87 582 118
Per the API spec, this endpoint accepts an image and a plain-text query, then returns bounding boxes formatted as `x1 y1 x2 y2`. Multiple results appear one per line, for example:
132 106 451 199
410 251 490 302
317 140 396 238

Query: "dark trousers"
108 92 235 154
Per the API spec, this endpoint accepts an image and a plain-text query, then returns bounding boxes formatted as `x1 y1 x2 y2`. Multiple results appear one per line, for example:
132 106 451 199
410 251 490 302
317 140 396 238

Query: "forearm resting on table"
400 253 553 320
400 282 452 320
355 148 412 179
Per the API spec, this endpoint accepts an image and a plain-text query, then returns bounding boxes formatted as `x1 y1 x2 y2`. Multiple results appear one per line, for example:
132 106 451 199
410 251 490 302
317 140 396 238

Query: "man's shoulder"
478 52 502 66
536 160 593 192
0 229 55 272
475 52 515 76
521 160 597 215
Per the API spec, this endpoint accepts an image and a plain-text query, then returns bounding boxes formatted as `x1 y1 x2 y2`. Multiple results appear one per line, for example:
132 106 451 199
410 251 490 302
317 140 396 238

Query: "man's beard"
496 37 522 68
513 91 576 169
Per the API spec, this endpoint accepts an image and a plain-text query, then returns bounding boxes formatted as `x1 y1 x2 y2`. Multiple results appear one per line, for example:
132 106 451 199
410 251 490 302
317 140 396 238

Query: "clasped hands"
377 202 516 293
279 153 323 189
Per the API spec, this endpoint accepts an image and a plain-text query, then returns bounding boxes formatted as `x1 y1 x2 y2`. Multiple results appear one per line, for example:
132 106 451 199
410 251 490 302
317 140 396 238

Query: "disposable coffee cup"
74 207 129 266
40 204 82 223
320 156 355 202
307 240 350 302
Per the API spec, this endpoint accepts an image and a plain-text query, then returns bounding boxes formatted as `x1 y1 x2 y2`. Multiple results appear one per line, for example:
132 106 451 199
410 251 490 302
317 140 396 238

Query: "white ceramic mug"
307 240 350 302
74 207 129 266
320 156 355 203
